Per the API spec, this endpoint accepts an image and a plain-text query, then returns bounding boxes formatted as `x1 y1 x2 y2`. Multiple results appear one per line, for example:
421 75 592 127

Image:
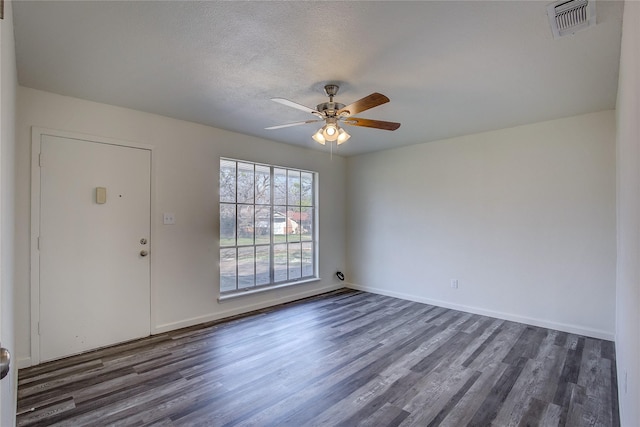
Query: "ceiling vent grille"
547 0 596 39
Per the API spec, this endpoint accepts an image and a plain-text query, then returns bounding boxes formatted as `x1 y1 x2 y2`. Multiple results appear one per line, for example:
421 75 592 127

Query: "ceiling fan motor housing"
316 102 346 117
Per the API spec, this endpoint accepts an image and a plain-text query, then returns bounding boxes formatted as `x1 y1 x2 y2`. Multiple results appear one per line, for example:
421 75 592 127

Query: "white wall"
615 1 640 425
15 87 347 366
1 0 18 425
347 110 616 339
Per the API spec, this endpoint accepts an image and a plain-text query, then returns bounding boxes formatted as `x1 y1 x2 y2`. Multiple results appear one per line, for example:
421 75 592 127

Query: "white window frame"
219 158 319 299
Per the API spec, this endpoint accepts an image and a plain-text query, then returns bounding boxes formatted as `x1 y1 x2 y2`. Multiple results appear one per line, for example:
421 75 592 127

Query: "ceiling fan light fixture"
323 126 338 141
312 129 326 145
322 118 340 141
337 128 351 145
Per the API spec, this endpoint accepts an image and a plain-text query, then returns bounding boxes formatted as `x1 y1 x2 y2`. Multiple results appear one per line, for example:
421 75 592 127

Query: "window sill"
218 277 321 302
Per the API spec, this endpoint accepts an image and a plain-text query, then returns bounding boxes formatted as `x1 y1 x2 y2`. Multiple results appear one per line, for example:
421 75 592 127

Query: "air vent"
547 0 596 39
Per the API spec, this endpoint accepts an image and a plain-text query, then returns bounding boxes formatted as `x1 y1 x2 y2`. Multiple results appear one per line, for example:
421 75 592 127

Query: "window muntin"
220 159 317 294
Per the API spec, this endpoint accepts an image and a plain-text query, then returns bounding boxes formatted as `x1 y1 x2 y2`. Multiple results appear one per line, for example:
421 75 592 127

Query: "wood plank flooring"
17 289 619 426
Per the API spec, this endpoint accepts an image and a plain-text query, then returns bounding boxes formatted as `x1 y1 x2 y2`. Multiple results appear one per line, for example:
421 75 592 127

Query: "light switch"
96 187 107 204
163 212 176 225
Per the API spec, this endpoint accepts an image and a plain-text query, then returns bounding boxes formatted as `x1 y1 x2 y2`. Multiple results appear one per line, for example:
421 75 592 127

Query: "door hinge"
37 321 40 335
37 237 40 250
39 153 43 167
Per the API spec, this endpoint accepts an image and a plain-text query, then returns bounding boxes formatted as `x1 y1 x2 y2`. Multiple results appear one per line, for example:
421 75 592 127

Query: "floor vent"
547 0 596 39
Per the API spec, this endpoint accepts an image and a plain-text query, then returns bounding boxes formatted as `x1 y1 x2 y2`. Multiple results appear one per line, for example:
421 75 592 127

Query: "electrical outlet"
163 212 176 225
450 279 458 289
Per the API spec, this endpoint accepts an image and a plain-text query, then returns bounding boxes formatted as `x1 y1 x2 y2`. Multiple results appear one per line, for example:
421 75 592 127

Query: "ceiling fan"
265 84 401 145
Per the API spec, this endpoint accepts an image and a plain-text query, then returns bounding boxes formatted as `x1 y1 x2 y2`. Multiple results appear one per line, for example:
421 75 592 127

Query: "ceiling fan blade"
271 98 320 115
338 93 390 116
265 119 322 130
343 117 401 131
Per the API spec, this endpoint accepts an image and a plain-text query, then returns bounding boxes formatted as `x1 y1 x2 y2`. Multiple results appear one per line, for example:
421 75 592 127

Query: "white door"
39 134 151 362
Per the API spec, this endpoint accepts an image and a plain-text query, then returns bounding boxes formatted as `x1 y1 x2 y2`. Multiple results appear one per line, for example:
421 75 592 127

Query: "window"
219 158 317 294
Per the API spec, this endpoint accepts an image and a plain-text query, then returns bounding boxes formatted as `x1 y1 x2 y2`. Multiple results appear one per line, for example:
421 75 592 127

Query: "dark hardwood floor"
17 289 619 426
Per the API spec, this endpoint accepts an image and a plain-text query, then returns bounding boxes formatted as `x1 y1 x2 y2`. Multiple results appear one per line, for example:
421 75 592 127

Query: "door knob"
0 347 10 380
140 250 149 257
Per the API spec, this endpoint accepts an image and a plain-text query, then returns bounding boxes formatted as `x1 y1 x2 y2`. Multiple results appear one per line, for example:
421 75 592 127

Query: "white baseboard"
346 283 614 341
153 283 344 334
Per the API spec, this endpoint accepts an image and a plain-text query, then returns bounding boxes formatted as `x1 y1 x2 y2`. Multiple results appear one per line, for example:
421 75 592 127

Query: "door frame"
29 127 156 366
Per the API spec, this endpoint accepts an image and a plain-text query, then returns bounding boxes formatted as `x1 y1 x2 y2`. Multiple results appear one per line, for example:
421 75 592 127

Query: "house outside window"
219 158 318 294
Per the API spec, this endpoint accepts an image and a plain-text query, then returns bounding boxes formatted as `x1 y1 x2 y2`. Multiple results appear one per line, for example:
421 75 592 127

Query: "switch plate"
163 212 176 225
450 279 459 289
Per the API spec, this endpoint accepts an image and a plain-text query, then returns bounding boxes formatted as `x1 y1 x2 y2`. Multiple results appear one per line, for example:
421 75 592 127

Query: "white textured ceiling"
12 1 623 156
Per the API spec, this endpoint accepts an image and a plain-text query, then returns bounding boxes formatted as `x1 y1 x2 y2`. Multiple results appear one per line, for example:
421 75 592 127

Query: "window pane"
274 244 288 282
220 204 236 247
237 162 254 204
288 243 302 280
255 165 271 205
220 248 237 292
302 242 314 277
287 170 301 206
237 205 254 245
256 246 270 286
300 207 313 241
287 208 301 243
255 207 270 245
220 160 236 203
301 172 313 206
273 209 287 243
274 168 287 205
238 247 255 289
